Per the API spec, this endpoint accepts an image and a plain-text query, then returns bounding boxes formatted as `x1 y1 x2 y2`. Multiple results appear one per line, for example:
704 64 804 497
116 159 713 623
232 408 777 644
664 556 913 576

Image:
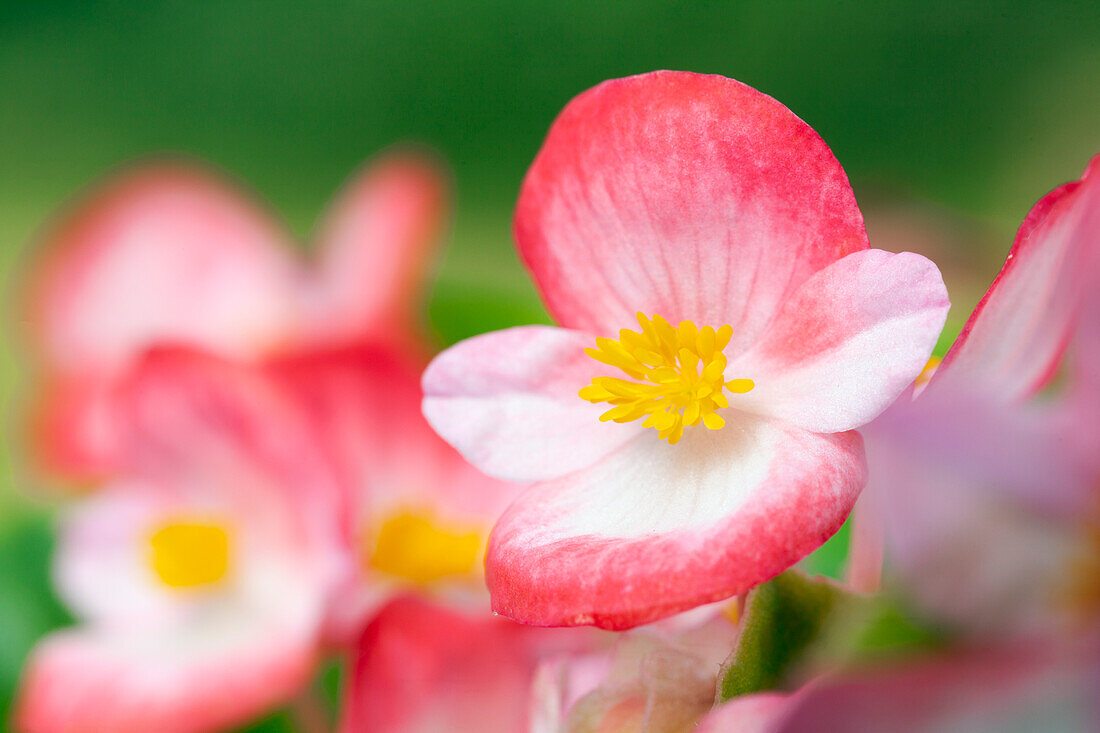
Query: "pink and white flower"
854 154 1100 635
15 349 347 733
19 152 520 642
423 71 950 629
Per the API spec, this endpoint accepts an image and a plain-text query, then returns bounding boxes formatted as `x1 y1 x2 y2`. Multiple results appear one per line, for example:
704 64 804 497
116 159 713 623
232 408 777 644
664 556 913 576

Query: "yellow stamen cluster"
369 511 481 584
580 313 754 444
150 520 231 589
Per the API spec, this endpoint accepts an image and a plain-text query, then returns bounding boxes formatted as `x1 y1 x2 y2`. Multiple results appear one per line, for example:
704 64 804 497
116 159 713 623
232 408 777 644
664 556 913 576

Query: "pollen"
369 511 482 584
580 313 754 444
149 520 231 589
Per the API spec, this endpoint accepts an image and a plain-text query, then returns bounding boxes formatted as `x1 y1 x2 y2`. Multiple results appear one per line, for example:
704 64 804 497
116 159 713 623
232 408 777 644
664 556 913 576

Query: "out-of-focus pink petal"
271 343 523 641
303 153 447 345
121 349 351 601
14 609 320 733
515 71 868 347
27 377 119 481
23 163 298 375
770 646 1099 733
696 693 790 733
533 612 739 732
487 417 864 630
729 249 948 433
339 596 584 733
844 491 884 594
422 326 641 482
864 417 1082 637
932 154 1100 402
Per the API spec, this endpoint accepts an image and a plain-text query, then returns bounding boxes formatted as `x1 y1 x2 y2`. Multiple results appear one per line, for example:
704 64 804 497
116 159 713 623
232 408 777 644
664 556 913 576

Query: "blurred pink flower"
15 349 347 733
422 70 950 630
16 152 526 727
22 153 444 482
853 154 1100 636
22 151 524 630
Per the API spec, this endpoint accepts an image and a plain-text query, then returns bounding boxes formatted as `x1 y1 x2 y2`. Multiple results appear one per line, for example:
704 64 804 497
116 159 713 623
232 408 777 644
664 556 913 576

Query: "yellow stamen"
149 520 231 589
580 313 754 444
369 511 481 584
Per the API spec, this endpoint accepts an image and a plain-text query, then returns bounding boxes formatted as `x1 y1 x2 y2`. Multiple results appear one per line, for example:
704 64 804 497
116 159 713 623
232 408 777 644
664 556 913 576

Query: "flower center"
369 510 481 584
580 313 754 444
149 520 231 589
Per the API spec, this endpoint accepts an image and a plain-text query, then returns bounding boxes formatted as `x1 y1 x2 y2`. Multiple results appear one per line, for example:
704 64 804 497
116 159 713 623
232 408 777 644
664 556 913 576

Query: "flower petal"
271 343 523 641
339 596 578 733
113 348 351 611
932 154 1100 401
23 163 298 375
423 326 642 482
486 416 865 629
15 608 320 733
863 405 1087 636
303 153 447 345
515 70 868 348
729 249 949 433
696 693 790 733
771 646 1097 733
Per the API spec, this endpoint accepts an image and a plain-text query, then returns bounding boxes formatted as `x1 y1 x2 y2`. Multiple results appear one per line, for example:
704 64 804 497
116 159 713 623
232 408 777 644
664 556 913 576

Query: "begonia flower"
853 153 1100 635
19 151 520 643
21 152 444 482
14 349 347 733
423 71 950 629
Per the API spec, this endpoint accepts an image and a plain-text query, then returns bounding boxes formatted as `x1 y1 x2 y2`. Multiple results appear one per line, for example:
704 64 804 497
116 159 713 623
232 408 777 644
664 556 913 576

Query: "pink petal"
486 416 865 630
27 376 120 481
863 412 1084 637
771 646 1097 733
23 163 298 375
339 596 581 733
270 343 523 641
422 326 642 482
15 611 320 733
932 153 1100 401
20 164 299 479
114 348 351 597
696 693 791 733
515 70 868 348
303 153 447 345
729 249 949 433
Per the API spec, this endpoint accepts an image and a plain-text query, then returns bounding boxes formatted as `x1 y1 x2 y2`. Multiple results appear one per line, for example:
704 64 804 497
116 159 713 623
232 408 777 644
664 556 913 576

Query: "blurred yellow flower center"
369 511 481 584
149 521 231 589
580 313 754 445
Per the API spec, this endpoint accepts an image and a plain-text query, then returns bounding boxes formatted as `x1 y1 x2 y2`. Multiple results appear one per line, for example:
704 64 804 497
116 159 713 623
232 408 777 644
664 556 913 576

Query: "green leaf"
717 570 842 701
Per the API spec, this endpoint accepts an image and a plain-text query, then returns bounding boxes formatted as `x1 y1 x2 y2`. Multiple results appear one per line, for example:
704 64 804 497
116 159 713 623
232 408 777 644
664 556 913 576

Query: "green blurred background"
1 1 1097 728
